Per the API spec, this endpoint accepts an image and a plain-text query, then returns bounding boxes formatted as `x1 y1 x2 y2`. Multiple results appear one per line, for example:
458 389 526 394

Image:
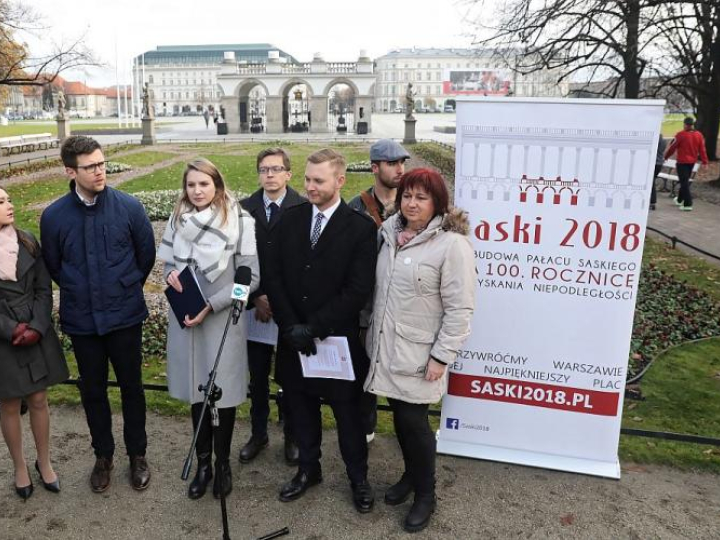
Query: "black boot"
189 403 214 499
212 407 236 499
384 472 413 505
403 493 437 533
188 453 213 500
213 460 232 499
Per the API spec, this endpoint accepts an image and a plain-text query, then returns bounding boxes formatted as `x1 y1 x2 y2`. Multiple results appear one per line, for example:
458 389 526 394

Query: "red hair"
395 168 449 218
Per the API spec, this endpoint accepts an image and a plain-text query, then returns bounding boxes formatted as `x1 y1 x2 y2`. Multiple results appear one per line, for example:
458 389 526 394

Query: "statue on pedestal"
405 83 415 119
57 88 66 120
142 82 153 119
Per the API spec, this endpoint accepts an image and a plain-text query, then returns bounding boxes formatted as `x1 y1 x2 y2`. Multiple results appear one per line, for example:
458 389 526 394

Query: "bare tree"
0 0 97 88
468 0 666 98
652 0 720 162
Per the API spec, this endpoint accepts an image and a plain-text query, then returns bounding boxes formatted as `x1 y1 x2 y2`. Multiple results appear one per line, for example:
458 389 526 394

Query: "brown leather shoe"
90 457 113 493
130 455 151 491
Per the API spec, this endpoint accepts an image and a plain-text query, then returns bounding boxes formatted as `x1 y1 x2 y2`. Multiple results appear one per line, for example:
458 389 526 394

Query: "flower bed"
629 265 720 379
347 161 372 172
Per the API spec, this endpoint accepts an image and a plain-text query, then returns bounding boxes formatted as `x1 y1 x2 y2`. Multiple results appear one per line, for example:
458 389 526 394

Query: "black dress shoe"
35 461 60 493
284 438 299 466
278 470 322 502
188 455 213 500
238 435 268 463
90 457 113 493
213 460 232 499
351 479 375 513
15 481 33 501
384 473 413 506
403 494 437 533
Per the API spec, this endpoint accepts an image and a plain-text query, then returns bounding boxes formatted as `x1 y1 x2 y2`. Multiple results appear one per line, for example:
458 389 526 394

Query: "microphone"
231 266 252 325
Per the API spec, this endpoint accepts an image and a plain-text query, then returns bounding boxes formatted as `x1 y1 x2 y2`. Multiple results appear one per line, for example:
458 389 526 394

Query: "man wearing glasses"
40 136 156 494
239 148 305 466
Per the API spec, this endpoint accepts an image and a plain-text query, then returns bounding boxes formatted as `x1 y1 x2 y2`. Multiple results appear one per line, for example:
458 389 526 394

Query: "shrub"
106 161 132 174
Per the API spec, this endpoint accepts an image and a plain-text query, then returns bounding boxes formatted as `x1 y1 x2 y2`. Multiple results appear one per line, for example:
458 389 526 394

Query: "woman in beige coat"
364 168 476 532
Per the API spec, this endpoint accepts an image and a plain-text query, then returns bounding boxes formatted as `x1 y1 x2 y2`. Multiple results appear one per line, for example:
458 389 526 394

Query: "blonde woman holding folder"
158 158 259 500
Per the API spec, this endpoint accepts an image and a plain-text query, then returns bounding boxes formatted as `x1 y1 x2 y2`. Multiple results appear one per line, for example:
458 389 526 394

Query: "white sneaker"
366 432 375 444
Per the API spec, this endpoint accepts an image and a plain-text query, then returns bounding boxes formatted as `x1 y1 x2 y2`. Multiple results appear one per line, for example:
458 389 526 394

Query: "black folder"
164 266 207 329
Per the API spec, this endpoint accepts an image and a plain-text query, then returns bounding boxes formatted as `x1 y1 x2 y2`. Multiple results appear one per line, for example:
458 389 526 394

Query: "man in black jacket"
266 148 377 513
239 147 305 465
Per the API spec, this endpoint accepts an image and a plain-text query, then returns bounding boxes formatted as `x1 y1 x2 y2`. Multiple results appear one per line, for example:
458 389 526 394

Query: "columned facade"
217 51 376 135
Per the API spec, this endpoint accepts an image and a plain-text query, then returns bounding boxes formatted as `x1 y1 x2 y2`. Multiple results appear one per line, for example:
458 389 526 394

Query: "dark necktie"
310 213 324 248
268 202 279 225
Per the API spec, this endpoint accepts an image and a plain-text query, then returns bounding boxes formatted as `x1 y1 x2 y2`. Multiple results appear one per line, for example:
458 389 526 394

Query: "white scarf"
0 226 19 282
158 198 240 283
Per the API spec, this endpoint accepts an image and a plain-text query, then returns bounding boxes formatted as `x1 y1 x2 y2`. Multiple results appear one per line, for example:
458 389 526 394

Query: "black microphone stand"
182 300 289 540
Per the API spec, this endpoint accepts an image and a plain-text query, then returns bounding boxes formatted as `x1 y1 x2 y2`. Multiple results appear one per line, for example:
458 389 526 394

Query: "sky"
24 0 487 88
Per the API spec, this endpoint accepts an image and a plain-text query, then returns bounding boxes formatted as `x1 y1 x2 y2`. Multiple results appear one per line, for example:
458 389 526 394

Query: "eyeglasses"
76 161 106 173
258 166 286 175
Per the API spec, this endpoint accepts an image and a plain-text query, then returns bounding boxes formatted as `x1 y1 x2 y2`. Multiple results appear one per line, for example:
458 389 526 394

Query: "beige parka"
364 209 476 404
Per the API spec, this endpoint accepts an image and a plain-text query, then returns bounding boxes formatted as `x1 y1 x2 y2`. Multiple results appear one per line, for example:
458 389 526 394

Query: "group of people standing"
0 135 476 533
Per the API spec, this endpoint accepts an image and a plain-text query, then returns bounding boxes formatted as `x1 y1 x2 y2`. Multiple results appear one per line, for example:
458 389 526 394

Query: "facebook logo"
446 418 460 430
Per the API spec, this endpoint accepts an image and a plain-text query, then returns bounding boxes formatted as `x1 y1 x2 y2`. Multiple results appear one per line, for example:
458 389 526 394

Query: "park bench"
655 158 701 197
0 133 59 156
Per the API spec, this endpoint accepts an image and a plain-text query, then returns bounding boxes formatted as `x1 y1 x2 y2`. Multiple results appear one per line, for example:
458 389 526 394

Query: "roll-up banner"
438 97 665 478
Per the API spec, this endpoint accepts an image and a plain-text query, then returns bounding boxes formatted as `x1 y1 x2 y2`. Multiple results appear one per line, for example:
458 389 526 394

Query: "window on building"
403 72 409 81
185 92 189 98
162 92 166 99
436 85 441 94
149 75 154 83
416 72 422 81
170 92 174 99
390 85 395 95
426 86 431 95
426 72 431 81
417 86 422 95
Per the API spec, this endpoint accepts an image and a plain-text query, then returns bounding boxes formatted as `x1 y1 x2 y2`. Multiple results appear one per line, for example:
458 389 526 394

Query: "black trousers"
247 340 293 439
651 164 662 205
388 398 436 495
70 324 147 458
676 162 694 207
360 391 377 436
285 389 368 484
191 403 236 462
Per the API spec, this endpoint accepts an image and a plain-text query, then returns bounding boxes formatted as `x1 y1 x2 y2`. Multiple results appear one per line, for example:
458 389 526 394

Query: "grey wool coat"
163 210 259 407
0 231 68 399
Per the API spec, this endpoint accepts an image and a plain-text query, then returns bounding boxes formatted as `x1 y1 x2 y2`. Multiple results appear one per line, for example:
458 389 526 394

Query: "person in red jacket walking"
664 117 709 211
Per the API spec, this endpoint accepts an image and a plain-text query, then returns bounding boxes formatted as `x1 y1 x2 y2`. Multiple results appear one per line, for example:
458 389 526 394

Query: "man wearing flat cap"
348 139 410 445
349 139 410 227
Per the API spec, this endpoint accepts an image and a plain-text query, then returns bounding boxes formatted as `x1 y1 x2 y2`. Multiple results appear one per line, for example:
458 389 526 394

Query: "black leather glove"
285 324 317 356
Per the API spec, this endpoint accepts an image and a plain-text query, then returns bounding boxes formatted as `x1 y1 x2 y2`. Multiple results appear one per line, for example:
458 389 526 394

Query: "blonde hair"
173 158 233 226
306 148 347 176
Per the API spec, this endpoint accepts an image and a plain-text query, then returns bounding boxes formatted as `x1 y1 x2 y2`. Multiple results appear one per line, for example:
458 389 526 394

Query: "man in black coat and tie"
266 148 377 513
239 148 305 466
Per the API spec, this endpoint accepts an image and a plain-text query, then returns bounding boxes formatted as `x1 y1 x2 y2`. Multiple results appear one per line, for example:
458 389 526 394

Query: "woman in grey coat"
364 169 476 532
158 159 258 500
0 187 69 500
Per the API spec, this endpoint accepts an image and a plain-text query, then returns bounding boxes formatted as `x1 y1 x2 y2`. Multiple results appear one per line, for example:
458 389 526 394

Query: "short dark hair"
395 168 449 218
61 136 103 168
256 147 291 172
683 117 695 126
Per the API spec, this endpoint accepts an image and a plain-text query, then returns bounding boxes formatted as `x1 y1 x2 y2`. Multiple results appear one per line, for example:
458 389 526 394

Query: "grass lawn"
115 151 179 168
619 337 720 471
0 123 135 137
119 143 375 199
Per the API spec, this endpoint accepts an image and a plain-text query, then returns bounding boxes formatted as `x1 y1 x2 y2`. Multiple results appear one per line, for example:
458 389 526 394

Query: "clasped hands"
11 322 41 347
284 324 317 356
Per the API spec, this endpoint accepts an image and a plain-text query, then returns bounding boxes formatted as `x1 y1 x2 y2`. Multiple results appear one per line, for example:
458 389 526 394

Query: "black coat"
240 186 306 307
265 200 377 400
0 232 68 399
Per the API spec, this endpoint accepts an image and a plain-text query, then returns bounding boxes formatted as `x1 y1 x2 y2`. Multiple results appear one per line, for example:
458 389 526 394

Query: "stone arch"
234 79 270 97
322 77 360 97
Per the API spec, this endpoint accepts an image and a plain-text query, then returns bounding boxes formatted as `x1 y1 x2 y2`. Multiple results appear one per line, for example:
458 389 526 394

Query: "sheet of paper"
245 310 278 346
299 337 355 381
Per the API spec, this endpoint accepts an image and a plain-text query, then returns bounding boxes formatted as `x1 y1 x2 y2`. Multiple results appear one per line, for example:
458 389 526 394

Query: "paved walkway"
2 406 719 540
647 188 720 266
